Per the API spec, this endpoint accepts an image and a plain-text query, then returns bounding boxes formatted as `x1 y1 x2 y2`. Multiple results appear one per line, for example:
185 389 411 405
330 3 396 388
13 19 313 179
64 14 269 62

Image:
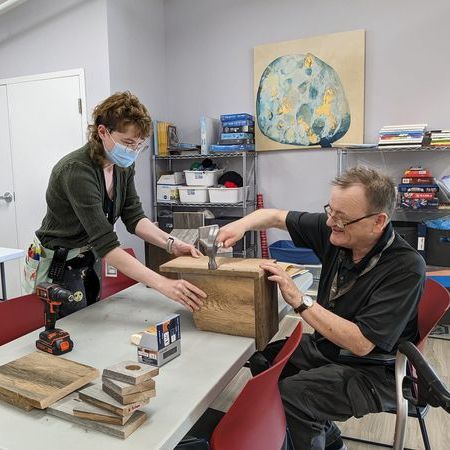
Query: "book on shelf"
218 138 254 145
220 113 254 122
397 184 439 193
222 125 255 133
221 132 254 140
218 119 254 127
401 177 435 184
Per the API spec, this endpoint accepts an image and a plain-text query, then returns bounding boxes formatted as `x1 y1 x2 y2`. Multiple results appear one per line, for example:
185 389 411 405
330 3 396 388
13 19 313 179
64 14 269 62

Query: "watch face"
303 295 314 307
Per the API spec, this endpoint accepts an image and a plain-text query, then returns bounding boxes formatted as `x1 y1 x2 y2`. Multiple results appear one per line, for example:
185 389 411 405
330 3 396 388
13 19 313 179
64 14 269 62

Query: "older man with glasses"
24 91 206 316
217 167 426 450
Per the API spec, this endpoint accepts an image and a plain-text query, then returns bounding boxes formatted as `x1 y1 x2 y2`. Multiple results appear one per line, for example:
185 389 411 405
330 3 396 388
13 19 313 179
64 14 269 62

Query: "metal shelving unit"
337 145 450 222
152 151 258 257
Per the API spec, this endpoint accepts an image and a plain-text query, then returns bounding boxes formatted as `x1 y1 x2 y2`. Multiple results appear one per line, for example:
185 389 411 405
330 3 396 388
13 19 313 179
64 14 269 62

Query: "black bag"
248 338 288 376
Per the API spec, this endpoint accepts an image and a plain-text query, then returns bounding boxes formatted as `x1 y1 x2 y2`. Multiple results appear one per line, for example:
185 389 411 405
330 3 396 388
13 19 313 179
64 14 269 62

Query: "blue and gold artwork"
256 53 350 147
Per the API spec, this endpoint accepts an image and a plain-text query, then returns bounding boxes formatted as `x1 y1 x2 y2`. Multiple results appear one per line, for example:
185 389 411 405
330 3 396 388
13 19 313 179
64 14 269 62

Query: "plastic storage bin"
178 186 209 203
269 240 320 264
208 186 248 204
426 227 450 266
184 169 224 187
393 221 418 250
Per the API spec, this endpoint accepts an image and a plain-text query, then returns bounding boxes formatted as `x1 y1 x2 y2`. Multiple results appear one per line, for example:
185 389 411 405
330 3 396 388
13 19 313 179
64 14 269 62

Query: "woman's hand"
216 222 246 248
259 261 303 309
171 239 202 257
156 276 207 312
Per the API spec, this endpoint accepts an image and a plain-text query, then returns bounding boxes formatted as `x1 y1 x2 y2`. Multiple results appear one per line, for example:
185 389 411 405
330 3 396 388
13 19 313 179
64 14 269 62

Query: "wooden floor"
210 314 450 450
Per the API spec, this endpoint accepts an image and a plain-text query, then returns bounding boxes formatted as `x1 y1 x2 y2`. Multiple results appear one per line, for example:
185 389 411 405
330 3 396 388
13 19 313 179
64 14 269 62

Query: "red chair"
344 278 450 449
177 321 303 450
100 247 138 300
0 293 44 346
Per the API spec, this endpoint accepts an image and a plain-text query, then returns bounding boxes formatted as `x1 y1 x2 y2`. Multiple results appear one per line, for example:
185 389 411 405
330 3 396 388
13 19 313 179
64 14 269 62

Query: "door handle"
0 192 13 203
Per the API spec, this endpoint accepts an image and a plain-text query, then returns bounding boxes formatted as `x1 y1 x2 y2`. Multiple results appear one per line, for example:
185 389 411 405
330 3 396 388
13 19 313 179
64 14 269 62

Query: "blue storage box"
269 240 320 264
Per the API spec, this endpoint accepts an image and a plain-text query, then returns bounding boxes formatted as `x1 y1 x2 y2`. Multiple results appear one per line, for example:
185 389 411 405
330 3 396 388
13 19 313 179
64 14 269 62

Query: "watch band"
294 303 309 314
293 295 314 314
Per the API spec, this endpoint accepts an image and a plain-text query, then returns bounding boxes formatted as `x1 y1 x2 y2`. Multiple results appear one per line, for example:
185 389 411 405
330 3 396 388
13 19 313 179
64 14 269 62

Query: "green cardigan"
36 144 147 257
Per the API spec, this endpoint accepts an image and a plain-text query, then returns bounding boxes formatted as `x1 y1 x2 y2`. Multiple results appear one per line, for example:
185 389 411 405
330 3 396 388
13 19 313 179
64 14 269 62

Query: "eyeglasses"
107 129 150 154
324 204 380 230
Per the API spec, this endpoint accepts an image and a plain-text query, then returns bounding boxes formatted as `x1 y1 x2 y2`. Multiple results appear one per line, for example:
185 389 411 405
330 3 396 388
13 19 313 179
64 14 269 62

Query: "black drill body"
35 282 74 355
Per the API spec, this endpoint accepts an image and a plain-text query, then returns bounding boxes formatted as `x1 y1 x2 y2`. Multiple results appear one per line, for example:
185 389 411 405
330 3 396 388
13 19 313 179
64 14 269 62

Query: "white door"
0 85 21 297
0 71 86 298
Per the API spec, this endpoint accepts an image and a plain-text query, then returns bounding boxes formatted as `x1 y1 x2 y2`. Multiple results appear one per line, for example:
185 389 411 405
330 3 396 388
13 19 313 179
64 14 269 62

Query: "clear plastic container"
178 186 209 203
184 169 224 187
208 186 248 204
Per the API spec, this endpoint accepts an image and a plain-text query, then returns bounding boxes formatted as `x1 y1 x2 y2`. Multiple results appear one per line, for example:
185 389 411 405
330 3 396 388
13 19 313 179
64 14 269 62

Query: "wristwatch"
293 295 315 314
166 236 175 254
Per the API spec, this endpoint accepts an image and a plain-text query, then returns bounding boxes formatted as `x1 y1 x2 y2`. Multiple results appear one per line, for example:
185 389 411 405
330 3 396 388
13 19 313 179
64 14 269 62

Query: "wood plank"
102 375 156 396
0 351 99 409
189 274 256 338
103 361 159 385
73 399 132 425
102 383 156 405
47 393 147 439
78 384 149 416
160 256 275 278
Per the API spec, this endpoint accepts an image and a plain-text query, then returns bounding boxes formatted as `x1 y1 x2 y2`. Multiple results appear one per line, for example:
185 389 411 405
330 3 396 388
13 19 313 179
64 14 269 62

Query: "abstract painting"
254 30 365 151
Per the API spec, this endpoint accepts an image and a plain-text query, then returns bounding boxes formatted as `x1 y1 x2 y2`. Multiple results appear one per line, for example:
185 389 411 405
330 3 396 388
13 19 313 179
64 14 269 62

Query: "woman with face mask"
24 91 206 316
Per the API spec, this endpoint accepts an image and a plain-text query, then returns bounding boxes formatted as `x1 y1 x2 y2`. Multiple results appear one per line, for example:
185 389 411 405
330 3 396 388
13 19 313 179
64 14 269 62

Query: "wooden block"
78 384 149 416
0 351 99 410
102 383 156 405
73 400 132 425
102 375 156 396
103 361 159 385
47 393 147 439
160 257 278 350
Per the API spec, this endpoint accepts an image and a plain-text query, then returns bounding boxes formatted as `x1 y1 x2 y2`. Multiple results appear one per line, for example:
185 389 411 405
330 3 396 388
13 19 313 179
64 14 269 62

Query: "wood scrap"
47 393 147 439
78 384 149 416
102 383 155 405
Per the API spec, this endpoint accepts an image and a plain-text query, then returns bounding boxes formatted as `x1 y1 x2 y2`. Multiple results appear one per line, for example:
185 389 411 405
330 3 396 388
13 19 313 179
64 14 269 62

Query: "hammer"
199 225 220 270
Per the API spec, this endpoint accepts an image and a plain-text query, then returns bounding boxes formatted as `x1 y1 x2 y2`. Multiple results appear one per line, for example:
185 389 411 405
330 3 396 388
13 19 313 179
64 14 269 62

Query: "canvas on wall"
253 30 365 152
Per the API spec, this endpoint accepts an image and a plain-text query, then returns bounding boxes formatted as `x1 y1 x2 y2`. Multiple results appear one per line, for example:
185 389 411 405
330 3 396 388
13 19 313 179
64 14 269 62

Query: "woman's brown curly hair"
87 91 152 166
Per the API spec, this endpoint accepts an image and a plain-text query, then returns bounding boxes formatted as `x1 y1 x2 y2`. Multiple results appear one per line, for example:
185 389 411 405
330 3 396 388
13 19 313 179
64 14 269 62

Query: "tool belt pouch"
58 251 100 317
48 247 69 282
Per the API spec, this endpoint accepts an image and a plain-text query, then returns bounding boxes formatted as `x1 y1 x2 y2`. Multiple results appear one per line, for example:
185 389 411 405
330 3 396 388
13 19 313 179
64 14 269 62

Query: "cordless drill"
35 282 74 355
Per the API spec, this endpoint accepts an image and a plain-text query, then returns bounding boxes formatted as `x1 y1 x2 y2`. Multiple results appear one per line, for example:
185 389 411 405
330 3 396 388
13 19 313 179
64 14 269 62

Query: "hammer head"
199 225 220 270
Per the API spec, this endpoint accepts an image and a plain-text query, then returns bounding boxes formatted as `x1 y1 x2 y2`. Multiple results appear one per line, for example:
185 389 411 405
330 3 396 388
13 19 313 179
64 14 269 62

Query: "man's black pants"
264 334 397 450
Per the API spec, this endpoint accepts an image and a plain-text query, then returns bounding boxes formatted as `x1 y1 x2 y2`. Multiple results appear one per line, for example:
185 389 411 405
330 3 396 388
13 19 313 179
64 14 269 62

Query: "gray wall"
164 0 450 243
0 0 111 112
106 0 166 262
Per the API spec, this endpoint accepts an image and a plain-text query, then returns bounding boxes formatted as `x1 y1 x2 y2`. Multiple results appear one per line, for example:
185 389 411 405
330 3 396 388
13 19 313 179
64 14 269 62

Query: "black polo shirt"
286 211 426 358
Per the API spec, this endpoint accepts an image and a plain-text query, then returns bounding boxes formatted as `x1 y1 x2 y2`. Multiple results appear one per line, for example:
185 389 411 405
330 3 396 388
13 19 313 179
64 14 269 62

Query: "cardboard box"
156 184 181 202
138 340 181 367
137 314 181 367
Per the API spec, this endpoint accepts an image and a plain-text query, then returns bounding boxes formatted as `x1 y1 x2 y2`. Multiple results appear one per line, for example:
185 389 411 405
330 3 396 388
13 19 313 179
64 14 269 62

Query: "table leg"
0 262 6 301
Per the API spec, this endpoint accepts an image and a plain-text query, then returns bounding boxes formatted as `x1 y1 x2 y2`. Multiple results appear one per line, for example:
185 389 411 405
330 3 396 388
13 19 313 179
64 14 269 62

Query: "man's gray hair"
332 167 396 218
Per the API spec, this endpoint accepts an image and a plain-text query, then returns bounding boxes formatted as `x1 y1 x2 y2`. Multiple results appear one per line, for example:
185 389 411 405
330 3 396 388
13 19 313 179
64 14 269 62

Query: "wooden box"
160 256 278 350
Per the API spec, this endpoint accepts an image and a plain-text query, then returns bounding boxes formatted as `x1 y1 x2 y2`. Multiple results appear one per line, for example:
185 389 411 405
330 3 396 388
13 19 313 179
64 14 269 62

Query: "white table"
0 247 25 300
0 272 312 450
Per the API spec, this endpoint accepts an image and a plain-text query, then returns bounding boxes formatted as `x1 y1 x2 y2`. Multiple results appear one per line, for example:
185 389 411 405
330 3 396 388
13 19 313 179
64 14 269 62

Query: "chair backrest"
100 247 138 300
416 278 450 352
0 293 44 346
210 321 303 450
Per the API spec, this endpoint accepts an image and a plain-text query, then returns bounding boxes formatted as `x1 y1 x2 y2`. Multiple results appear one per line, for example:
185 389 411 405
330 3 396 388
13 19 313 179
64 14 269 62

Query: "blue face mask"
105 142 138 168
